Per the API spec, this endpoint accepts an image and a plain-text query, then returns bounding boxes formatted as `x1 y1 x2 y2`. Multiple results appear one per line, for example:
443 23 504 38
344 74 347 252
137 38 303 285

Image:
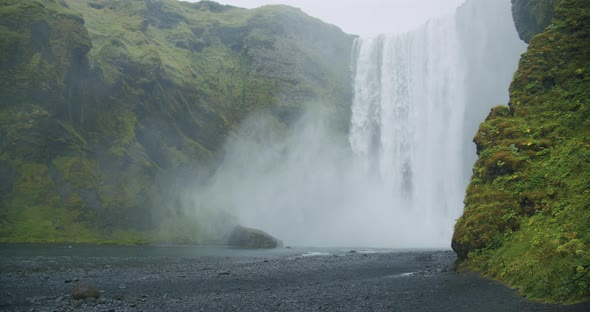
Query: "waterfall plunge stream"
194 0 526 248
350 18 466 239
348 0 527 247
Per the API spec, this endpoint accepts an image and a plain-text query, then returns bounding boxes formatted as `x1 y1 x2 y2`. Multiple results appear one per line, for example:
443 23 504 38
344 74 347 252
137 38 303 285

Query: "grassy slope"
452 0 590 303
0 0 353 244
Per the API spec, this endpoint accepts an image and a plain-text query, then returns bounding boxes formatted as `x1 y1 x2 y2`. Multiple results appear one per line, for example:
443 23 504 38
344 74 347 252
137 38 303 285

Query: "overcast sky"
186 0 466 36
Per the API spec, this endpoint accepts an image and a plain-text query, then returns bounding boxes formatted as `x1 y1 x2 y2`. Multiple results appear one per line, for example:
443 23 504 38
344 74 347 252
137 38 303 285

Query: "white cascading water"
348 0 527 246
350 18 465 234
192 0 526 248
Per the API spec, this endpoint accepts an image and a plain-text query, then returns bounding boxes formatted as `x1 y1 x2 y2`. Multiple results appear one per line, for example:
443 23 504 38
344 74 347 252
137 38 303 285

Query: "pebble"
6 251 583 312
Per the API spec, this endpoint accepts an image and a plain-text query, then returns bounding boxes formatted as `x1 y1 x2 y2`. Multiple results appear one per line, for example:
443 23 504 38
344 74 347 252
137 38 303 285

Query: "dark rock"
511 0 558 43
0 160 17 199
451 239 468 260
226 225 282 249
71 282 100 300
88 1 106 10
140 19 149 32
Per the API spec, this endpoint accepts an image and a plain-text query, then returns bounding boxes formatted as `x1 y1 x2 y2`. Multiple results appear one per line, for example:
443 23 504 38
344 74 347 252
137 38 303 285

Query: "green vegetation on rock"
453 0 590 303
0 0 353 244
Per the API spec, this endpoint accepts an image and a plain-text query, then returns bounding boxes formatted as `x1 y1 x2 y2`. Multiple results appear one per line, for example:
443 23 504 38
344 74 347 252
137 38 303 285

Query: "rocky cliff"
0 0 353 244
453 0 590 303
511 0 559 43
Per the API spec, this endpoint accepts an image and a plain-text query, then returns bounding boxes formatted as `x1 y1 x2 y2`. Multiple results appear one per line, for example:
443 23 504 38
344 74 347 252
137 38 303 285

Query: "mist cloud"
188 107 454 248
186 0 466 36
176 0 525 249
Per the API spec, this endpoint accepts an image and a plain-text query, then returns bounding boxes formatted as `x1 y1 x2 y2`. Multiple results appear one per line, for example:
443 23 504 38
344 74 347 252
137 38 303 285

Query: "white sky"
186 0 466 36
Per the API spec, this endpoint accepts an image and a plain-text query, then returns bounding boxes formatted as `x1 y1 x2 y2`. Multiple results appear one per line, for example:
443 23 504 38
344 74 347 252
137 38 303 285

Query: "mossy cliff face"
0 0 353 244
453 0 590 303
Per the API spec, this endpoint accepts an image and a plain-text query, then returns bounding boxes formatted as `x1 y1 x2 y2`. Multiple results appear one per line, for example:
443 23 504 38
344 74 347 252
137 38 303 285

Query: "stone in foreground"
71 282 100 300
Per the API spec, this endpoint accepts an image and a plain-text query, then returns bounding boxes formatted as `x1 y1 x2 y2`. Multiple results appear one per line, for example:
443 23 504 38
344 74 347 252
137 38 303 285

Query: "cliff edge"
453 0 590 303
0 0 353 244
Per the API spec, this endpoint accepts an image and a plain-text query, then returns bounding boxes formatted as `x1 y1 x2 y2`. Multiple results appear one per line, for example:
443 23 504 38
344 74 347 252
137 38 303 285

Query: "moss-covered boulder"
453 0 590 303
0 0 353 244
227 225 282 249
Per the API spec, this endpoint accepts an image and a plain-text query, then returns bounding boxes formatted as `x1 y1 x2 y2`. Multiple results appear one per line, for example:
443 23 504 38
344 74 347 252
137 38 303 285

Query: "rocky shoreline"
1 249 589 311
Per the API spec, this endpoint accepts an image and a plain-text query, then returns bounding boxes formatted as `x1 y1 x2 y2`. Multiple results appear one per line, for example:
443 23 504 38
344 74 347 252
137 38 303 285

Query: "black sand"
1 247 589 311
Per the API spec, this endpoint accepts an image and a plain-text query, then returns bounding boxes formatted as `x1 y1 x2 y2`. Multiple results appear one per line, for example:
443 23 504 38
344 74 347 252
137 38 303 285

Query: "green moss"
154 216 207 245
1 0 353 246
98 229 151 245
52 156 102 189
454 0 590 303
99 110 137 157
0 161 95 243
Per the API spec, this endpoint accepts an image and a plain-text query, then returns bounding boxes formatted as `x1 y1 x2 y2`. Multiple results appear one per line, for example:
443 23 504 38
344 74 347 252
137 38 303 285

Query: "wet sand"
1 246 589 311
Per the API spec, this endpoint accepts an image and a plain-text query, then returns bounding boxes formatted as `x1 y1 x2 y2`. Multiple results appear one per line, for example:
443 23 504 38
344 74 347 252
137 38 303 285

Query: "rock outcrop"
453 0 590 303
226 226 282 249
511 0 559 43
0 0 353 244
71 282 100 300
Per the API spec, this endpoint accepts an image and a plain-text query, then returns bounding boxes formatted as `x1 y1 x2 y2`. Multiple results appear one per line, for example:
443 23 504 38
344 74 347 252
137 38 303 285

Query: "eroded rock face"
511 0 558 43
0 0 353 244
226 226 282 249
453 0 590 303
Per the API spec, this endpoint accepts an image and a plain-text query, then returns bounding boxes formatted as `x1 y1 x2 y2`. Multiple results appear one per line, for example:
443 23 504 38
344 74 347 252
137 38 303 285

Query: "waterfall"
198 0 526 248
349 0 527 245
350 17 465 241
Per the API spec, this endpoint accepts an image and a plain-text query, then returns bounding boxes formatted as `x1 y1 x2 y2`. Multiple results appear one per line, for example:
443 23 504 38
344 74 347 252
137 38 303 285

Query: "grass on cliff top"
0 0 82 22
64 0 318 85
64 0 352 113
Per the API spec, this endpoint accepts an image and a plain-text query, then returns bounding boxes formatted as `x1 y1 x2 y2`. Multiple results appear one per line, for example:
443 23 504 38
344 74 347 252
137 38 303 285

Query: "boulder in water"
227 226 282 249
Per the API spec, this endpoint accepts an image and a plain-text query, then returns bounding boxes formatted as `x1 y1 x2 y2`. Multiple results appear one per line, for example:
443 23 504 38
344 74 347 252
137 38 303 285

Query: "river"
1 244 589 311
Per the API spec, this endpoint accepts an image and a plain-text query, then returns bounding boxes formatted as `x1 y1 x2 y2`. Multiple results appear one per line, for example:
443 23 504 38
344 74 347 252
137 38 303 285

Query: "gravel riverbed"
1 247 589 311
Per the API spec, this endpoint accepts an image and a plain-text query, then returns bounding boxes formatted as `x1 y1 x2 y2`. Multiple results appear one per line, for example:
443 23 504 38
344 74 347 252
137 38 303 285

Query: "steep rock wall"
511 0 559 43
453 0 590 303
0 0 353 244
